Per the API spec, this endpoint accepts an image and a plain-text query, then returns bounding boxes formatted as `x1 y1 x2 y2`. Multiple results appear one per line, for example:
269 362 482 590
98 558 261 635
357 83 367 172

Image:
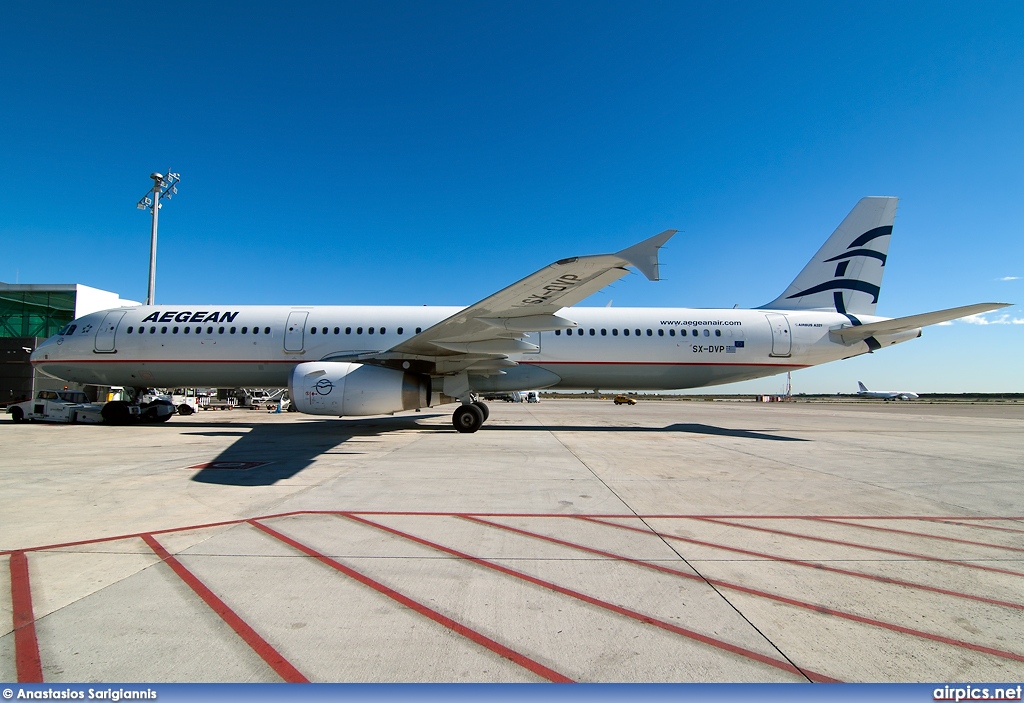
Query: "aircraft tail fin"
761 197 898 316
857 381 868 393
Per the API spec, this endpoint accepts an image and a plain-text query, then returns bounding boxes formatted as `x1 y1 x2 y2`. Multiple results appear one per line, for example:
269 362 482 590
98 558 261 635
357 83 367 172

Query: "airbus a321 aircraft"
32 197 1008 432
856 381 920 400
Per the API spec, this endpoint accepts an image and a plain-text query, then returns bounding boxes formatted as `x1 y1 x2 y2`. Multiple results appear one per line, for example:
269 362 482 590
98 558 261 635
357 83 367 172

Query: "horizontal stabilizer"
830 303 1011 344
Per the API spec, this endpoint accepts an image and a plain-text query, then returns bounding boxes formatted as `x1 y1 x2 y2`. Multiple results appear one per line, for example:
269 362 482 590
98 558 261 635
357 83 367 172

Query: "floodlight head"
151 172 163 181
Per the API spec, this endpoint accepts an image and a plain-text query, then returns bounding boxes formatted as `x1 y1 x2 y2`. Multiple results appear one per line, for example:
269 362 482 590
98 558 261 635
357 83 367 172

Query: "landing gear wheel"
453 403 485 433
472 400 489 421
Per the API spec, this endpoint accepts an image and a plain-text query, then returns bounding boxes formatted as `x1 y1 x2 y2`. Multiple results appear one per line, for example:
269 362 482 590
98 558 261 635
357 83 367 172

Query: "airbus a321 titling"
32 197 1008 432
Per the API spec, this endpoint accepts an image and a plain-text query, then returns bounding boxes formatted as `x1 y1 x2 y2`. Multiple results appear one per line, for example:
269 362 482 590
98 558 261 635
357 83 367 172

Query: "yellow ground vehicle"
613 395 637 405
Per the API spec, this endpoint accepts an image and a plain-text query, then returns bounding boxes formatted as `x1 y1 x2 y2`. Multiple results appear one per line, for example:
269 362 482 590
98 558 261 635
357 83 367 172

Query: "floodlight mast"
136 170 181 306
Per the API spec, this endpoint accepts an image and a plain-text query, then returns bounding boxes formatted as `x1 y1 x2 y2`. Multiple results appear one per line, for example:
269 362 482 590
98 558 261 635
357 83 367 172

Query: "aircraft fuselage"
32 304 911 392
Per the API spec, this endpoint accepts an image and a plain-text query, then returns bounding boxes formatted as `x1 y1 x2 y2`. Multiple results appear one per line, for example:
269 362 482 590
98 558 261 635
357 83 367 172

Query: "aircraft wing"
349 230 675 373
830 302 1011 344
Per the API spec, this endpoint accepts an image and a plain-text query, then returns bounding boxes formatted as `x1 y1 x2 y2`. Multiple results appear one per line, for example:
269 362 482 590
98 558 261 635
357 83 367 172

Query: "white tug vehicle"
7 389 105 424
6 388 177 424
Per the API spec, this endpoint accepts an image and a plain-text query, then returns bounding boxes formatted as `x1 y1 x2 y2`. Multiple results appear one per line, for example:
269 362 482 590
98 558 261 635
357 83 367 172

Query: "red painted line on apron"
693 517 1024 578
141 534 308 683
463 516 1024 665
579 517 1024 611
248 519 572 683
341 513 838 682
10 551 43 683
916 518 1024 535
6 512 1022 557
806 517 1024 554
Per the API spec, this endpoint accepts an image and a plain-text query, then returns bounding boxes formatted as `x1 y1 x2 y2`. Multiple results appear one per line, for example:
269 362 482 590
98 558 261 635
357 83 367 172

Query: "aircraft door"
284 311 308 352
94 311 127 353
765 313 791 357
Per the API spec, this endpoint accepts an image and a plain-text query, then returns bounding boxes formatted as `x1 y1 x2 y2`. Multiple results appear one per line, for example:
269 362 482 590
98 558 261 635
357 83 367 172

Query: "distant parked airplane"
857 381 919 400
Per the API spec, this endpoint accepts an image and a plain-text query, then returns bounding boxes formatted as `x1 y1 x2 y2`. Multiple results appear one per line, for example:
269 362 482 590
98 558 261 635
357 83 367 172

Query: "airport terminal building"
0 283 138 404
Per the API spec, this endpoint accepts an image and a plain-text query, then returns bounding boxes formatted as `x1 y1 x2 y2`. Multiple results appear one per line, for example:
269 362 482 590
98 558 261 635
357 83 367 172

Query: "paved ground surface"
1 400 1022 683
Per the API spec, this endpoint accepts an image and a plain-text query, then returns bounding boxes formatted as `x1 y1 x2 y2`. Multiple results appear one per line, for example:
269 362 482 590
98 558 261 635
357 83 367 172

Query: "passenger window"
345 327 351 334
646 329 652 336
264 327 270 334
253 327 259 335
612 329 618 336
357 327 363 334
416 327 422 333
127 326 133 333
703 329 710 337
577 329 583 336
150 326 156 334
207 327 213 334
658 329 664 336
669 329 676 336
692 329 698 337
601 329 607 336
173 327 179 334
241 327 247 334
397 327 404 335
623 329 629 336
311 327 317 334
369 327 375 334
230 327 236 334
185 326 191 333
555 330 561 336
715 329 721 337
334 327 340 334
380 327 386 334
161 327 167 334
589 329 595 336
218 327 224 334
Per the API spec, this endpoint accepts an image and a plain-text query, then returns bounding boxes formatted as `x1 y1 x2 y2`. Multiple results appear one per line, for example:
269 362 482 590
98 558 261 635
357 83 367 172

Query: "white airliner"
856 381 920 400
31 197 1008 432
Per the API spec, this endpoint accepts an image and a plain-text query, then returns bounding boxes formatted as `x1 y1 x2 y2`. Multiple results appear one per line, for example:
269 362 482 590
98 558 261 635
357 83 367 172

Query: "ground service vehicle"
7 390 104 423
614 395 637 405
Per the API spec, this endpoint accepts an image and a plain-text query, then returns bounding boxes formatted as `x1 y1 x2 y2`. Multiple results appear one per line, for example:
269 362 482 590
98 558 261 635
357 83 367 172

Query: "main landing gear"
452 398 489 433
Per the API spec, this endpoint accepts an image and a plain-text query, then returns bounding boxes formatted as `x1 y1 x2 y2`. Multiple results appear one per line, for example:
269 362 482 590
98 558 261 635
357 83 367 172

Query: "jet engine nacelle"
289 362 430 416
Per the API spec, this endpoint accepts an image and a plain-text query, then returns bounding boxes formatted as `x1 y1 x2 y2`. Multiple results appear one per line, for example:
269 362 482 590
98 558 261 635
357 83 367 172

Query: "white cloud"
998 276 1020 281
958 313 1024 325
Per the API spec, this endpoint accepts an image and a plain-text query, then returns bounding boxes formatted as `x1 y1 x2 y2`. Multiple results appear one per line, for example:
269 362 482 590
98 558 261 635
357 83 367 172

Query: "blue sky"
2 1 1021 392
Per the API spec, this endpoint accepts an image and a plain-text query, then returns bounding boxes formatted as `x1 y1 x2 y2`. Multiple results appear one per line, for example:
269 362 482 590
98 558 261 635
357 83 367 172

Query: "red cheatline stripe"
693 517 1024 578
340 513 838 682
917 518 1024 535
463 516 1024 665
806 517 1024 554
10 551 43 683
518 361 810 369
579 517 1024 611
248 519 572 683
141 534 308 683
